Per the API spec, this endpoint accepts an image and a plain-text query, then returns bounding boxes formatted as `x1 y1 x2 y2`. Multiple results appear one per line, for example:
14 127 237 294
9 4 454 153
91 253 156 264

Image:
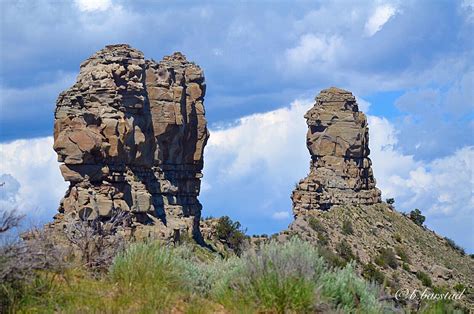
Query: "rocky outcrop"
53 44 209 240
291 87 381 215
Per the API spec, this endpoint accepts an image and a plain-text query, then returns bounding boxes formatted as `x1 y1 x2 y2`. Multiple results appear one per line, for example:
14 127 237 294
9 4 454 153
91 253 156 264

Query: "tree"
385 198 395 205
215 216 247 255
409 209 425 226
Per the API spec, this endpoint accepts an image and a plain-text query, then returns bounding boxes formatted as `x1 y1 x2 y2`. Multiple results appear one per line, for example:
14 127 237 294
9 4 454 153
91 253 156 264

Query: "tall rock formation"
291 87 381 215
53 44 209 239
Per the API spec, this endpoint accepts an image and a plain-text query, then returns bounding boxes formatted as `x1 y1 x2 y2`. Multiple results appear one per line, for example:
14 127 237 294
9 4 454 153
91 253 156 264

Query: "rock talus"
53 44 209 240
291 87 381 215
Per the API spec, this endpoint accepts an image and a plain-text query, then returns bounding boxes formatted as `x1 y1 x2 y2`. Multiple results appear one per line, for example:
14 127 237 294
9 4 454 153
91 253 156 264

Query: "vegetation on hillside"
1 202 471 313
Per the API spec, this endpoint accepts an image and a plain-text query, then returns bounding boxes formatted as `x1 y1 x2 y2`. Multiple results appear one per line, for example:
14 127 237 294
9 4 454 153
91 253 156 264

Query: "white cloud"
461 0 474 22
272 211 291 220
74 0 113 12
205 99 311 180
356 96 371 113
0 137 67 221
284 34 342 70
364 4 398 36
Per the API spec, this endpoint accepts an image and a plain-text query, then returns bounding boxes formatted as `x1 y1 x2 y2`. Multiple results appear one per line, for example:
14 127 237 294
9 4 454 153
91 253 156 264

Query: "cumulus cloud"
0 137 67 223
284 34 342 70
364 4 398 36
74 0 113 12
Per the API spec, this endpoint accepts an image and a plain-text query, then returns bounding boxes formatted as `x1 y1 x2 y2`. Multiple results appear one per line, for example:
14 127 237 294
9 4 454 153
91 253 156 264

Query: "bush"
216 239 386 313
342 220 354 235
320 263 384 313
216 238 326 313
374 248 398 269
416 271 432 287
0 229 69 312
317 246 346 268
335 240 356 262
362 263 385 285
308 217 326 234
215 216 247 255
409 209 425 226
110 242 186 309
453 283 466 292
444 237 465 255
308 217 329 246
385 198 395 205
402 263 410 272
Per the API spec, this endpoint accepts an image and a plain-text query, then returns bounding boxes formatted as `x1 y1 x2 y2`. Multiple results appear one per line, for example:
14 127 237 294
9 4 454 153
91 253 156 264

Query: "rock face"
291 87 381 215
53 44 209 239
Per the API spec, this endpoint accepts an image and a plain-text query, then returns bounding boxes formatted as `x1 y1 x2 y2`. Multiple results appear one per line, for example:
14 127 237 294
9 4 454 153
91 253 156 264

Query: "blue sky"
0 0 473 251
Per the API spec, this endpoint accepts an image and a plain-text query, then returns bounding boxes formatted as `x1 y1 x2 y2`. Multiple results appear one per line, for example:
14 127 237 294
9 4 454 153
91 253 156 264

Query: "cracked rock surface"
53 44 209 240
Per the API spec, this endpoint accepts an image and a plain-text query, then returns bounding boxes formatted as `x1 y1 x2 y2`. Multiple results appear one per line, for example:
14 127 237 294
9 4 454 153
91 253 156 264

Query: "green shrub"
110 242 186 309
444 237 465 256
317 233 329 246
320 263 383 313
409 209 425 226
402 263 410 272
215 216 247 255
395 245 410 263
416 271 432 287
308 217 330 246
308 217 326 234
362 263 385 285
453 283 466 292
335 240 355 262
385 198 395 205
215 238 326 313
215 239 386 313
317 246 346 268
342 220 354 235
374 248 398 269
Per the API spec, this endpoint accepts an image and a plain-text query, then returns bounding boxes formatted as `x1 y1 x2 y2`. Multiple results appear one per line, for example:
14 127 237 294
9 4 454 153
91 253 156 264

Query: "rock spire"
291 87 381 215
53 44 209 239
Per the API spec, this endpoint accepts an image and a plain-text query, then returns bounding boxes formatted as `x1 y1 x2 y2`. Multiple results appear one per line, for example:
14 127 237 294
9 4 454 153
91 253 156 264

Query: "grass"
3 238 391 313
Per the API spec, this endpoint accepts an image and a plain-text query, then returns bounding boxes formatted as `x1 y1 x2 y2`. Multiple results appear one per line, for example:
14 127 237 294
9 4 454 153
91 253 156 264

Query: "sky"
0 0 473 251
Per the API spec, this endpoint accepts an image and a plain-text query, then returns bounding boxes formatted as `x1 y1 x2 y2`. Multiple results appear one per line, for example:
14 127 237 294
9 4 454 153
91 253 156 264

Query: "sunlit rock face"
291 87 381 215
53 44 209 239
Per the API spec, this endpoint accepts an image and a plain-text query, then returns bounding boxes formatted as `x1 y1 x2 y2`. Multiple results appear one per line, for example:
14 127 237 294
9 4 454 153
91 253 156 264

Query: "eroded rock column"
291 87 381 216
53 44 208 240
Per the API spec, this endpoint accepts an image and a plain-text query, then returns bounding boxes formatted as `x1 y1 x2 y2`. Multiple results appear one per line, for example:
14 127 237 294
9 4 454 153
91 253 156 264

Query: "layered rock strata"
53 44 209 239
291 87 381 215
